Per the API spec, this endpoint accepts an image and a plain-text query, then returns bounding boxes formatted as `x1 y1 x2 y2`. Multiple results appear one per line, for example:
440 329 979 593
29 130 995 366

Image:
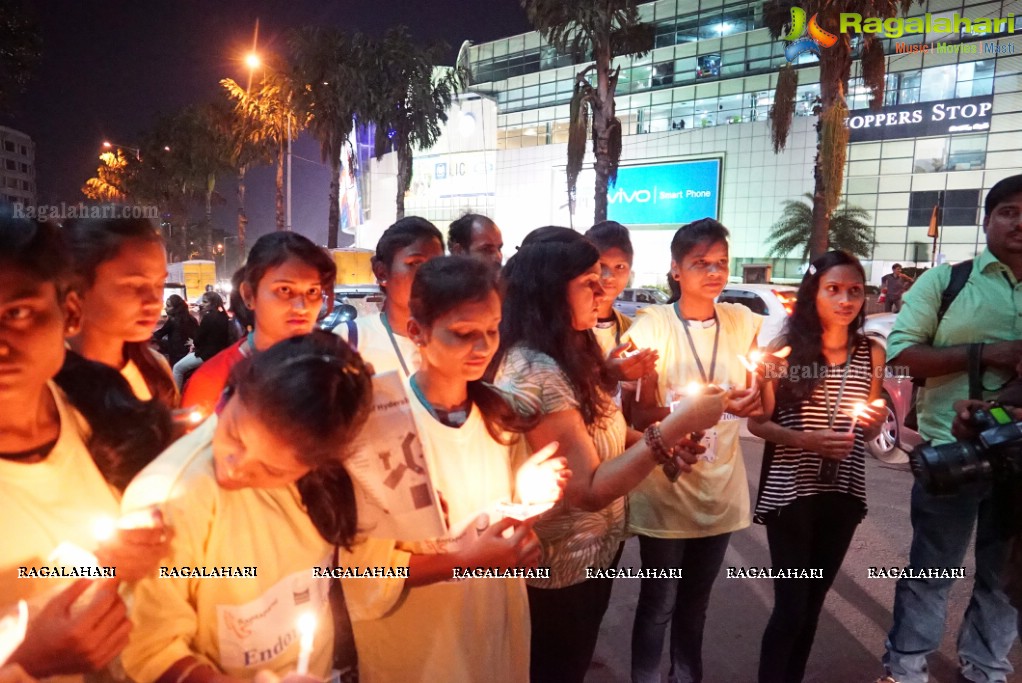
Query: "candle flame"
685 382 703 396
92 516 117 543
297 611 317 637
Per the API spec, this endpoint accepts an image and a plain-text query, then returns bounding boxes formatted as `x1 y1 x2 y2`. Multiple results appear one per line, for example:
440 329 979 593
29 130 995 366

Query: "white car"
717 283 798 346
614 287 670 317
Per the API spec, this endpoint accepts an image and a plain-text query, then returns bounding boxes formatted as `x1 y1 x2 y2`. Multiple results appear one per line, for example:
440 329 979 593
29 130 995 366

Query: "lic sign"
607 159 722 227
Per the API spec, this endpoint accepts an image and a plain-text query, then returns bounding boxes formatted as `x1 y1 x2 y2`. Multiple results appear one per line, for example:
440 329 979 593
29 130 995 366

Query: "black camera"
910 404 1022 494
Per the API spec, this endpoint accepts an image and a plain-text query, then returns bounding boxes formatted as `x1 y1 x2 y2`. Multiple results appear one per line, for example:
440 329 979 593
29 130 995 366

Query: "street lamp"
102 140 140 161
245 48 292 232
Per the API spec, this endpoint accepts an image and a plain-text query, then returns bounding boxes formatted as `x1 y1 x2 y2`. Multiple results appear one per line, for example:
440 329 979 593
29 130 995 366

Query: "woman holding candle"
623 218 764 683
120 331 373 683
64 216 178 407
748 250 885 683
491 232 727 683
181 232 336 413
333 216 444 379
341 256 569 683
0 215 170 678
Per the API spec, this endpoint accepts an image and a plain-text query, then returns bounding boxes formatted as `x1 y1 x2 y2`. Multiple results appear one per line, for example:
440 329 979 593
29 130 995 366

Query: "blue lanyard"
674 301 719 385
380 312 411 377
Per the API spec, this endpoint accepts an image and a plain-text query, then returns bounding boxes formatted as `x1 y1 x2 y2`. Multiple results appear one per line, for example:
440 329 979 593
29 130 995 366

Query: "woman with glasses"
180 232 335 414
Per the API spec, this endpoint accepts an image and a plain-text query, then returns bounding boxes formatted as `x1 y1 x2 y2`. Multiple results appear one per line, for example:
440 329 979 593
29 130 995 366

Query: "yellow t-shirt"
623 302 762 538
120 417 334 683
340 399 529 683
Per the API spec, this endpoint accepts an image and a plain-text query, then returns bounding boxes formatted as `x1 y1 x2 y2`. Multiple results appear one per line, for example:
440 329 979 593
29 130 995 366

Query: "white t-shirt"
340 398 529 683
335 312 420 380
120 417 335 683
0 384 119 683
622 302 761 538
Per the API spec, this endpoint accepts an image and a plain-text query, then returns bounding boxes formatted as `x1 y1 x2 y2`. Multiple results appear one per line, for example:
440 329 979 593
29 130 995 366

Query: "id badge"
697 427 719 463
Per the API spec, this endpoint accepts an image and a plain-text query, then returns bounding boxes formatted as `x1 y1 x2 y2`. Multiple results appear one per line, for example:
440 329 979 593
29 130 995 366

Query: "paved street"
588 436 1022 683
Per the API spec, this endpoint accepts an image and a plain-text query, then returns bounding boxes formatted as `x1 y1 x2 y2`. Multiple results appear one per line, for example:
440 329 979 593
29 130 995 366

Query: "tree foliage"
0 0 41 115
767 193 874 261
289 26 360 247
522 0 652 224
362 26 462 219
765 0 919 259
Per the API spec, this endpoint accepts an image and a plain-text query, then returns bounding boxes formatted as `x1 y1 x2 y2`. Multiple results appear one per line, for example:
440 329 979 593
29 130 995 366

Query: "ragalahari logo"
783 7 839 61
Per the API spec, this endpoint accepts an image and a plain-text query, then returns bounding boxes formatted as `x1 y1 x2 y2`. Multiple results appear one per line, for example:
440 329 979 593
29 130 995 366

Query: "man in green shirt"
878 175 1022 683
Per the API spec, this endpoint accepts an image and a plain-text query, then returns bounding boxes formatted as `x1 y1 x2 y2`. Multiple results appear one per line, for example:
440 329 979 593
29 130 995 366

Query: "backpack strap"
910 259 974 391
935 259 973 327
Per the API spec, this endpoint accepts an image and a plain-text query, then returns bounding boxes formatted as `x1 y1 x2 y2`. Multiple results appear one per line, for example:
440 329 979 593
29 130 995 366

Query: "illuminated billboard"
607 159 722 227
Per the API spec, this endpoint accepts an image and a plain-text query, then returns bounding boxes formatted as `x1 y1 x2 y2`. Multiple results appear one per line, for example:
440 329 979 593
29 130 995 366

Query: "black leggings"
527 543 624 683
758 493 863 683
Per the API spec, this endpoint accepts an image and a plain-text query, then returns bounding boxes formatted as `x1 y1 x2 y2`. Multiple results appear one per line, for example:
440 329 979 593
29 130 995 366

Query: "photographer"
949 395 1022 638
878 175 1022 683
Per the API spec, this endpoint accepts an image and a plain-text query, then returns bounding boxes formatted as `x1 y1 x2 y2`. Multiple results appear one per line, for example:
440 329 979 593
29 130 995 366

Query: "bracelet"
643 422 672 465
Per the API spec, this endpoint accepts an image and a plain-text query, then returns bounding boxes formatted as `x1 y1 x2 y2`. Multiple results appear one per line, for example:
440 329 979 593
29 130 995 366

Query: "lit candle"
92 516 117 543
685 381 704 396
516 442 562 507
295 611 317 675
848 402 868 433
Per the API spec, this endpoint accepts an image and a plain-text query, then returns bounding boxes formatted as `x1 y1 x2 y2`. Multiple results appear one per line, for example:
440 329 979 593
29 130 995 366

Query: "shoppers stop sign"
846 94 993 142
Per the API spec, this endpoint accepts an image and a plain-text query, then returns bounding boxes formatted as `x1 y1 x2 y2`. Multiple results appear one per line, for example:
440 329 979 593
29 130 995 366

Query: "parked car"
614 287 670 317
863 312 920 463
717 283 798 346
318 285 384 333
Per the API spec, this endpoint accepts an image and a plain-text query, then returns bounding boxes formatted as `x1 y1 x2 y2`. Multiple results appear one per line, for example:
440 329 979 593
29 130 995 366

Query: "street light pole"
287 112 293 231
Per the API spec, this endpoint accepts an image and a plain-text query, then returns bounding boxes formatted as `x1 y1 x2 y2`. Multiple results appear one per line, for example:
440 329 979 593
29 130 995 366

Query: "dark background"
8 0 532 245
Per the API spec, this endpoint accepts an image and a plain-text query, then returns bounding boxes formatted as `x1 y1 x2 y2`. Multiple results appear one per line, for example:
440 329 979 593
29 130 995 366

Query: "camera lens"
910 441 993 495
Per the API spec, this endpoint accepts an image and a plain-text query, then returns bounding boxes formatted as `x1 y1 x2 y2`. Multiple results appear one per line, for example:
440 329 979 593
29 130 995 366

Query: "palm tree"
82 150 131 202
289 26 360 248
765 0 919 260
207 96 273 254
522 0 653 224
222 53 308 231
362 27 462 219
0 0 41 115
767 193 874 261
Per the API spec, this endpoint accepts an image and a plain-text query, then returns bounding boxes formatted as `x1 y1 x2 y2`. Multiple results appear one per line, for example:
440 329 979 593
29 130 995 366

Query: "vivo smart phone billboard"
607 159 722 227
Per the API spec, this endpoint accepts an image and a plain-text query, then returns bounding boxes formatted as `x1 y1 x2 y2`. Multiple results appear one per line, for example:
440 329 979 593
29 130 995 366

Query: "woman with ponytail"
120 331 373 683
341 256 568 683
64 216 178 407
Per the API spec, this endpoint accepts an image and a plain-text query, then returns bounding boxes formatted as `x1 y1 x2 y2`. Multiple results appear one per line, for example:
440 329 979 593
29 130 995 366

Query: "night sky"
9 0 532 245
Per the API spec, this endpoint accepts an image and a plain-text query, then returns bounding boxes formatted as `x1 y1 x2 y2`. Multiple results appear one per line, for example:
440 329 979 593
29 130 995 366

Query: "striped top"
753 337 872 524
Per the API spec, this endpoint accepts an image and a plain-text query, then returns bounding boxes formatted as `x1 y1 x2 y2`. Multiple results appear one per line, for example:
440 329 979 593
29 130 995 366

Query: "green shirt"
888 248 1022 445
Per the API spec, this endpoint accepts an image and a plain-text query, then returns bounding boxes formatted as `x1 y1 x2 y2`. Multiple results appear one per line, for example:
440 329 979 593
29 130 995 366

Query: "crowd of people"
1 176 1021 683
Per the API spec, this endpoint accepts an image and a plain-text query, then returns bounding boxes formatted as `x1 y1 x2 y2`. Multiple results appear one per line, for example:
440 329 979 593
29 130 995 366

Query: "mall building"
355 0 1022 286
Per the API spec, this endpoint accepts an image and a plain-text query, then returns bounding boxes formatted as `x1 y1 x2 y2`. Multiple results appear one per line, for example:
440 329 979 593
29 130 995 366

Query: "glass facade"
454 0 1022 279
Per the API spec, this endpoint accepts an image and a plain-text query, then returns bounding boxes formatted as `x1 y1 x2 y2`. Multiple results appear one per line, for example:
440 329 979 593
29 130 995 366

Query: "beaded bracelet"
643 422 673 465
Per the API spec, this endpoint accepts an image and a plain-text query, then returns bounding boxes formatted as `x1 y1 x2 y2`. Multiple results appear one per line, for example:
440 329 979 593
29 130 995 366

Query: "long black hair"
775 250 868 406
63 216 178 407
491 233 616 426
227 331 372 548
410 256 537 441
0 213 173 491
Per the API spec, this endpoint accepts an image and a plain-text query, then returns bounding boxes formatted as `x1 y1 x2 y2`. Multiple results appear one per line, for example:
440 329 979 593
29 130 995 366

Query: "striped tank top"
754 337 872 524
